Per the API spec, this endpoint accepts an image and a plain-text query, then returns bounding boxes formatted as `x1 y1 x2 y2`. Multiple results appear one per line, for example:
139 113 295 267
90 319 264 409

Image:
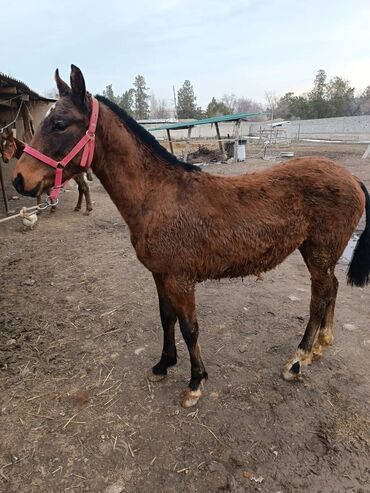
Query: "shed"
0 73 55 215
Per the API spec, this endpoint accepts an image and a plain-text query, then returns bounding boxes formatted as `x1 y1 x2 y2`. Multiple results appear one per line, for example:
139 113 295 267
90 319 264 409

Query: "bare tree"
265 91 278 120
150 92 171 119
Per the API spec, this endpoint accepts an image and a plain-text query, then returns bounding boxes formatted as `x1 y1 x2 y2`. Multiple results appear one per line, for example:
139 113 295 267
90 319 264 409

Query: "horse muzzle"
12 173 41 197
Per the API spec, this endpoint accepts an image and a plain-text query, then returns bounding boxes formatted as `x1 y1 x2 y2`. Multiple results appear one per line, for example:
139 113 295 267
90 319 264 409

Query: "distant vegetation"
272 70 370 120
100 69 370 121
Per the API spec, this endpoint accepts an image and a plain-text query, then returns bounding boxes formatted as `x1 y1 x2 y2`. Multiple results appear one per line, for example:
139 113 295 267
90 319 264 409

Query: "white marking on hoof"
147 371 167 383
181 388 202 408
318 328 334 347
282 348 311 381
312 342 324 359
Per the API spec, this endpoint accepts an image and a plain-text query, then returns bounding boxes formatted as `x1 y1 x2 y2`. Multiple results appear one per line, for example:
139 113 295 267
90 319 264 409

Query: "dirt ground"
1 142 369 493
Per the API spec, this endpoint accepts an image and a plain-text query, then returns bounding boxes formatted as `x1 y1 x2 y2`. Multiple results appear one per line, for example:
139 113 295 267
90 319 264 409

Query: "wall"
249 115 370 142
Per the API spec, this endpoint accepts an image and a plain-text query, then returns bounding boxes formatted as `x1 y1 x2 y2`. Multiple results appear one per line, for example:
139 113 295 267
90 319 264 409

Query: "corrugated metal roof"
149 112 264 131
0 72 55 102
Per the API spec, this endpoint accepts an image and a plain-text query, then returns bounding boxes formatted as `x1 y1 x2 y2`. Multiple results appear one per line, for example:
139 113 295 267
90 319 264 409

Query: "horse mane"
95 95 201 173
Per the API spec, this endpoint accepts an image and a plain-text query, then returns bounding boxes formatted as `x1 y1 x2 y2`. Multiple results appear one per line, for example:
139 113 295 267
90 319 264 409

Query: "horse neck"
92 104 176 230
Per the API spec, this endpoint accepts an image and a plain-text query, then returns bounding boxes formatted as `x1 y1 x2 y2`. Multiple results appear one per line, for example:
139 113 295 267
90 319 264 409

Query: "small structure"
0 73 55 215
149 112 263 163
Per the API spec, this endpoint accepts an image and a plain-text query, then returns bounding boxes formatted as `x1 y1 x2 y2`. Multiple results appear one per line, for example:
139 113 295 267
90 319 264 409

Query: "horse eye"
54 121 68 131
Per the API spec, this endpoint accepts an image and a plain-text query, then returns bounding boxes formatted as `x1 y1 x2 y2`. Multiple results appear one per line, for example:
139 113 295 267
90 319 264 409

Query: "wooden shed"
0 73 55 141
0 73 55 214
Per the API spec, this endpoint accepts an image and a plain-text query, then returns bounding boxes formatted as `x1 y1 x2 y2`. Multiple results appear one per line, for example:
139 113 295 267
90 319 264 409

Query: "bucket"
237 139 246 161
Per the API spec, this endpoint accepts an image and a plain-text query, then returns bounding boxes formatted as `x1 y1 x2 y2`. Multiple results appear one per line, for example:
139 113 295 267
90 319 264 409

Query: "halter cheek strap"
23 97 99 200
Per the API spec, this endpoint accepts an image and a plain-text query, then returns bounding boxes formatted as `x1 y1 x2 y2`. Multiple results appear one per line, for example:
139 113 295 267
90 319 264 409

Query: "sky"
3 0 370 108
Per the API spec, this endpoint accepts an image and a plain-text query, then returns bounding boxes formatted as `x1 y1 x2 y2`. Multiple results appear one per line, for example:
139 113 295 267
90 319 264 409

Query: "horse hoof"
282 361 301 381
180 388 202 408
74 207 81 212
147 371 167 383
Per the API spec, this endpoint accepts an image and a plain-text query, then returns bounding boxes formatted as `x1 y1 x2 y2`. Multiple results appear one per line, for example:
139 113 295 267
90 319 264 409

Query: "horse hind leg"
283 242 337 381
312 275 338 358
74 175 92 215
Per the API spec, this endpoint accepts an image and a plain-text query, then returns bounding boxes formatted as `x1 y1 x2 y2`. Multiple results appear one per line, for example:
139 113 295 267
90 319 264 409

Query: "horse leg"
74 176 84 212
74 174 93 215
148 274 178 382
283 244 336 380
86 168 93 181
83 182 93 215
312 275 338 358
160 276 207 407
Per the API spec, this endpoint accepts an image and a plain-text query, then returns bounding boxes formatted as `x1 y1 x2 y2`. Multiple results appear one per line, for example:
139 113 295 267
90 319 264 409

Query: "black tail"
347 182 370 287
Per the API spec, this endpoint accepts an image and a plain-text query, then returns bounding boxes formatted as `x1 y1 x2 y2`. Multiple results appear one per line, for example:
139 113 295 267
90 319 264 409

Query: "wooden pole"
183 127 192 162
0 162 10 215
215 122 226 161
234 121 240 164
166 129 174 154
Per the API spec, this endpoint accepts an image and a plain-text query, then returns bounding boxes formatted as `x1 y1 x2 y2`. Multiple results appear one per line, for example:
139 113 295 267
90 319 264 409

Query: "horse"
12 65 370 408
1 129 93 214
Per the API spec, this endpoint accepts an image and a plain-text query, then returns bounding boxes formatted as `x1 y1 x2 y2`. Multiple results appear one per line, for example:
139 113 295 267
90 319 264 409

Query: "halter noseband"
23 97 99 201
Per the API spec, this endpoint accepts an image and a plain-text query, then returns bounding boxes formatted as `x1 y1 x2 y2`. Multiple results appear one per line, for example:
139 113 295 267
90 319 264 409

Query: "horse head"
12 65 92 197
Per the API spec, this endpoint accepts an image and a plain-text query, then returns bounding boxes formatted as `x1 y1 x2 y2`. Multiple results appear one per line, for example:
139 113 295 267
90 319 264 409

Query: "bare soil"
1 142 369 493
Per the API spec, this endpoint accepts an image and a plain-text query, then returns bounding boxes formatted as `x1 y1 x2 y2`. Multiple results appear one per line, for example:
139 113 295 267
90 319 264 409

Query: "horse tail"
347 182 370 287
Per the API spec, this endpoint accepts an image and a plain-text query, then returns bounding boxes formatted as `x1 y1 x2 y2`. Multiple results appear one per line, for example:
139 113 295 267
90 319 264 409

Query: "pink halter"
23 97 99 200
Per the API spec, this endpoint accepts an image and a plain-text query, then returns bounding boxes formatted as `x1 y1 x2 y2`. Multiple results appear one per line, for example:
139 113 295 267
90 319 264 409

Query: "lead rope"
0 198 56 225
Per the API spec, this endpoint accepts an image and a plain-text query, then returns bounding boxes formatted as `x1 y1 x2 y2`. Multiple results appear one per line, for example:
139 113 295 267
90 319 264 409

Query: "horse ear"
55 69 71 97
70 64 86 107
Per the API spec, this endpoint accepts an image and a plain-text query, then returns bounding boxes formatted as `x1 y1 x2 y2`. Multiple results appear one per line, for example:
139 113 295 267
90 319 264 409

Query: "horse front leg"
147 273 178 382
164 276 207 407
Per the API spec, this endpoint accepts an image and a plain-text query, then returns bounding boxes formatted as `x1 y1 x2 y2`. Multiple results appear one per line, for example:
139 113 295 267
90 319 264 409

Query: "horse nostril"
13 173 25 194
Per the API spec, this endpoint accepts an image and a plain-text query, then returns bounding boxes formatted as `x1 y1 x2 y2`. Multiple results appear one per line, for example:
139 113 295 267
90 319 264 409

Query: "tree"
150 93 171 119
206 97 232 117
356 86 370 115
265 91 278 120
308 69 331 118
103 84 120 105
44 88 58 99
325 76 355 116
234 97 263 114
360 86 370 99
311 69 327 100
120 88 135 116
221 94 237 112
177 80 202 119
133 75 150 119
220 94 263 114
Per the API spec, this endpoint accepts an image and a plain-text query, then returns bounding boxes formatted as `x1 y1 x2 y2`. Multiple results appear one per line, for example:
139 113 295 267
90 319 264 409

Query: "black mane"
95 95 201 173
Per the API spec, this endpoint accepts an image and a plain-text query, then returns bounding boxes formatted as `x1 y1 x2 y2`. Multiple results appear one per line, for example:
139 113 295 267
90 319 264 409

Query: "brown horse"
12 66 370 408
1 130 93 214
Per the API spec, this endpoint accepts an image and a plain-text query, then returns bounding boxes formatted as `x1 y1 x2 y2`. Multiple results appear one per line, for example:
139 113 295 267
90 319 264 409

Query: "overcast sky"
4 0 370 107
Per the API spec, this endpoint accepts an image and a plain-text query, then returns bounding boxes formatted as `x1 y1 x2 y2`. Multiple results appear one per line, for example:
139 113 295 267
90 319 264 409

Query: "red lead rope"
23 97 99 201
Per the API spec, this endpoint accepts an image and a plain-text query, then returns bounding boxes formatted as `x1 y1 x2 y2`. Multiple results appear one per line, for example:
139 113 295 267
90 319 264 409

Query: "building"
0 73 55 141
